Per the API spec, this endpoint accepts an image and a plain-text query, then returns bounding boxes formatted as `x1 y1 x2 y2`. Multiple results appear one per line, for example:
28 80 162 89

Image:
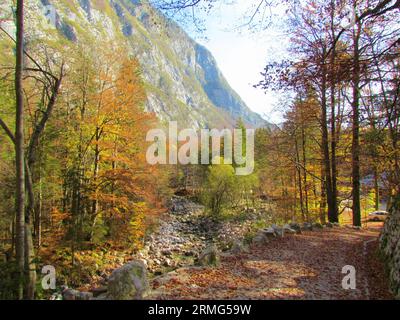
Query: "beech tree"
14 0 25 300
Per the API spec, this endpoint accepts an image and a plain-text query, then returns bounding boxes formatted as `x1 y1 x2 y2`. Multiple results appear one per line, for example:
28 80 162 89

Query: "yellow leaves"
50 207 69 225
128 202 147 249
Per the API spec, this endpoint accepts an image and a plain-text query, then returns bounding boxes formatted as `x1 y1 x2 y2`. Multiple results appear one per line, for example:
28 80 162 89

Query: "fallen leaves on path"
150 225 393 300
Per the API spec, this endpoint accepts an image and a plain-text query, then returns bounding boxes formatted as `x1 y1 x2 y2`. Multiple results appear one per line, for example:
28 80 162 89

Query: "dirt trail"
151 225 393 300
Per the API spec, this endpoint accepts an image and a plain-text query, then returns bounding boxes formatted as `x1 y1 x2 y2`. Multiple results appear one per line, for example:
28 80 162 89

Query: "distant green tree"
201 162 237 217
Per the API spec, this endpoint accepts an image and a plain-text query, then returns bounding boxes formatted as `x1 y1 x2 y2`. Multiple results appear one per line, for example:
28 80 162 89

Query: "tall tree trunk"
352 21 362 227
320 174 327 224
295 136 305 221
321 54 336 223
329 4 338 222
301 125 309 219
11 217 15 259
374 165 380 211
320 140 327 225
24 164 36 299
90 127 100 241
15 0 26 300
34 162 42 248
24 224 36 300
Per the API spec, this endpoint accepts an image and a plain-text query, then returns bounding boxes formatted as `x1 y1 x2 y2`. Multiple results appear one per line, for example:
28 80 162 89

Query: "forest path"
151 224 393 300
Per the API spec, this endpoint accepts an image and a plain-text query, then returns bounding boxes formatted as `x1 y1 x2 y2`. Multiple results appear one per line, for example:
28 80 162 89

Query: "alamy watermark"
146 121 255 176
340 4 357 29
41 265 56 290
342 265 356 290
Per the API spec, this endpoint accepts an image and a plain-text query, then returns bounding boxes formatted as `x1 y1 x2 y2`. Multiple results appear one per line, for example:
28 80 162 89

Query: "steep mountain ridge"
1 0 269 128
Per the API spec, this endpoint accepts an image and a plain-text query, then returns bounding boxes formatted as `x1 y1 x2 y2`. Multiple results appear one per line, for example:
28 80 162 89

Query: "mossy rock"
197 244 220 267
107 260 149 300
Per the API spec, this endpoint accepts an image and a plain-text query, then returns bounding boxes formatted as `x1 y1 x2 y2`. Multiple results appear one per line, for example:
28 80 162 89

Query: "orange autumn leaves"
43 44 166 253
79 52 163 246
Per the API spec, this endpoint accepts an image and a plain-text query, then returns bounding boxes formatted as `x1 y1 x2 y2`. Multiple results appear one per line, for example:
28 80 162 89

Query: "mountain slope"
194 43 268 128
2 0 270 128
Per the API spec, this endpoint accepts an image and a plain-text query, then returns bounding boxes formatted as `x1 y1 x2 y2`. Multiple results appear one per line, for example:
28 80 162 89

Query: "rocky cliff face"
6 0 269 129
194 44 267 128
379 199 400 299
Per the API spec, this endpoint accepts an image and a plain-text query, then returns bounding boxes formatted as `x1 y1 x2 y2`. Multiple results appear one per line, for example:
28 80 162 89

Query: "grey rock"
302 222 313 231
283 224 297 234
198 243 220 267
91 292 108 300
289 222 302 234
252 229 272 245
153 259 161 265
252 233 266 244
230 240 249 254
263 227 277 238
90 286 108 298
162 249 172 256
49 293 63 300
62 287 93 300
312 222 324 230
107 261 149 300
380 205 400 299
163 258 172 267
184 250 195 257
271 225 284 238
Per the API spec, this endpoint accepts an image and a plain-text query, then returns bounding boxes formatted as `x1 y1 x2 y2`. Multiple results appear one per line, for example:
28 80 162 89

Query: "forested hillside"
1 0 267 128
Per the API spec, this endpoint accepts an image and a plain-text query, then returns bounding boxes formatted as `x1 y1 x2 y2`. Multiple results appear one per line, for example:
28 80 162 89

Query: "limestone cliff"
1 0 270 129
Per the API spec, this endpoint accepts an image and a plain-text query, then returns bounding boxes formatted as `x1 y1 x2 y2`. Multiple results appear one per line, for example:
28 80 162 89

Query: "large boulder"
283 224 298 235
107 260 149 300
302 222 313 231
312 222 324 230
198 243 220 267
252 227 277 244
61 287 93 300
263 227 277 238
380 201 400 299
271 224 284 238
289 222 301 234
252 231 269 245
230 240 249 254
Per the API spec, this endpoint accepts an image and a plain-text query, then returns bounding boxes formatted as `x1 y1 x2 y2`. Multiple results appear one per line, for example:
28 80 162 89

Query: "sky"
184 1 290 124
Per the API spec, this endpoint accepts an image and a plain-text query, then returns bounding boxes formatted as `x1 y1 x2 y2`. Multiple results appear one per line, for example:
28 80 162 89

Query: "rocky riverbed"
57 196 273 299
136 196 209 274
136 196 268 275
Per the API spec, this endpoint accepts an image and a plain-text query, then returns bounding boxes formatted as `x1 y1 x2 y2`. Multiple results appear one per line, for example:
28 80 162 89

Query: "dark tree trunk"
295 136 305 221
329 1 339 222
90 127 100 241
301 125 309 219
14 0 26 300
330 34 338 222
352 22 362 227
321 57 337 223
320 170 327 224
24 224 36 300
23 164 36 299
374 165 380 211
